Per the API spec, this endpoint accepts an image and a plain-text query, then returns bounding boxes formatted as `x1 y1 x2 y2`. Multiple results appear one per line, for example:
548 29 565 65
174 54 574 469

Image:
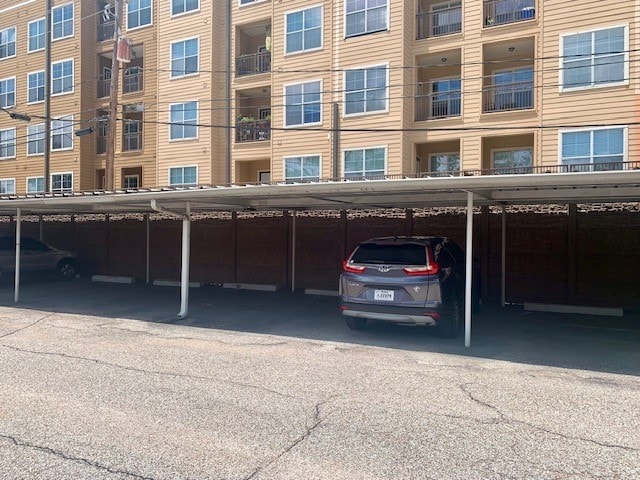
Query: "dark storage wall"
2 206 639 309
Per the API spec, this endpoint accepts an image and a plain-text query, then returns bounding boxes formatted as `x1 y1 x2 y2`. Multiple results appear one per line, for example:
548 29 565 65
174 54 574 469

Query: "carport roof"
1 170 639 215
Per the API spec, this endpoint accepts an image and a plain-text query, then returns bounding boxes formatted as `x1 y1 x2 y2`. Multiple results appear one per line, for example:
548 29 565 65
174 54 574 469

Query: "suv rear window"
351 243 427 266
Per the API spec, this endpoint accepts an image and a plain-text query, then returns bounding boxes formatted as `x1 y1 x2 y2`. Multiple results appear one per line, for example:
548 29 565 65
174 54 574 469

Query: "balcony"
236 119 271 143
484 0 535 27
97 20 115 42
416 79 461 120
97 78 111 98
236 51 271 77
123 66 143 94
482 69 534 113
416 2 462 40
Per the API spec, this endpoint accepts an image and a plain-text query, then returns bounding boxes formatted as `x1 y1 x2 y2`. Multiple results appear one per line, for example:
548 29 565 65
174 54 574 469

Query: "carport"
2 169 640 347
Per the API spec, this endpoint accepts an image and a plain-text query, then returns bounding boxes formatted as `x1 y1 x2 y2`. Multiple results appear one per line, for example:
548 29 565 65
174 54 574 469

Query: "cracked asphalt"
0 279 639 479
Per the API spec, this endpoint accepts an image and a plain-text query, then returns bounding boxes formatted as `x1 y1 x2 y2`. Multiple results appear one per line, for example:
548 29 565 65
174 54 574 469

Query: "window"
52 60 74 95
344 147 386 178
52 116 74 150
0 78 15 108
52 3 74 40
124 174 139 189
346 0 387 37
28 19 45 52
285 81 321 127
0 129 16 159
28 71 45 103
492 148 532 173
286 6 322 54
345 65 387 115
431 1 462 36
0 178 15 194
561 26 626 90
123 119 142 151
429 153 460 174
27 177 44 194
127 0 152 30
51 172 73 193
285 155 321 182
170 102 198 140
0 27 16 59
561 128 625 171
431 78 461 118
169 166 197 186
27 123 45 155
97 115 108 154
171 38 199 78
172 0 198 16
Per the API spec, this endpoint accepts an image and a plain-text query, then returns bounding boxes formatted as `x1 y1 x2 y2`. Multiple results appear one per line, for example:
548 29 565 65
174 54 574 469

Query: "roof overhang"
1 171 639 216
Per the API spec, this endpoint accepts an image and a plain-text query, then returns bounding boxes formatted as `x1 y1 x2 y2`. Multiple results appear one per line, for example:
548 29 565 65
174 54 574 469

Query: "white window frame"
343 63 389 117
344 0 389 38
171 0 200 17
27 123 46 156
123 174 140 189
51 3 74 41
239 0 267 7
170 37 200 79
342 145 387 178
51 115 74 151
283 155 322 182
558 126 627 170
428 152 460 174
429 75 462 118
51 59 74 96
50 172 73 193
169 101 199 141
284 5 323 55
0 178 16 195
168 165 198 186
126 0 153 31
28 18 46 52
283 79 323 128
0 128 16 159
27 71 45 104
26 176 45 194
559 24 629 92
0 27 16 60
0 76 16 108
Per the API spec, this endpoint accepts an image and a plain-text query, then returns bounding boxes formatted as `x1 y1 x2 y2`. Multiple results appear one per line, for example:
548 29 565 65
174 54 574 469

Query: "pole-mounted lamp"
1 108 31 122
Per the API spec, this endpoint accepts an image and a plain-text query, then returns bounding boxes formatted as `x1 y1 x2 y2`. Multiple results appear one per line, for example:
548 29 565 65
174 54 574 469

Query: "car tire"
438 295 462 339
57 259 77 280
345 317 368 330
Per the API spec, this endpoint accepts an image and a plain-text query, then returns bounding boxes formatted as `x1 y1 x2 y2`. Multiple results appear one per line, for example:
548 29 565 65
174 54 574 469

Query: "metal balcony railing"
123 69 143 94
97 78 111 98
416 5 462 39
484 0 535 27
235 120 271 143
415 82 462 120
483 80 534 113
236 51 271 77
419 161 632 178
98 21 115 42
123 124 142 151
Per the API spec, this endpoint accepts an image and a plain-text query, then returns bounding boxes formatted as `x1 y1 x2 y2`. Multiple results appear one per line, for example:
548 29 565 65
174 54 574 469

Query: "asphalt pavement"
0 279 639 479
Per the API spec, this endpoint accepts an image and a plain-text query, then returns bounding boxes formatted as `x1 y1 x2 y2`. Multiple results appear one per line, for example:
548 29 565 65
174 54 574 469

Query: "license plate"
374 289 394 301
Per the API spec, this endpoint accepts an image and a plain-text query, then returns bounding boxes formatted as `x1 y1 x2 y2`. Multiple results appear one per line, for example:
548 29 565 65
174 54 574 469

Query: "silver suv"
339 236 473 338
0 236 79 281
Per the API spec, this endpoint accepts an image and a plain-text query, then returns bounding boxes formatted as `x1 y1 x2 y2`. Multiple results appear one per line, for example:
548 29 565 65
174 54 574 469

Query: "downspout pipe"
150 200 191 319
14 209 21 303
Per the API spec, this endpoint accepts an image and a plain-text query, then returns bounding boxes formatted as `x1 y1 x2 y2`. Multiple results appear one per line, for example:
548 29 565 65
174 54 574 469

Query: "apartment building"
0 0 637 194
232 0 638 183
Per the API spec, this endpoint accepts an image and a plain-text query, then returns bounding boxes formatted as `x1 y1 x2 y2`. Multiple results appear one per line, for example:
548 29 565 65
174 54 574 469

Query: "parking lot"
1 278 639 479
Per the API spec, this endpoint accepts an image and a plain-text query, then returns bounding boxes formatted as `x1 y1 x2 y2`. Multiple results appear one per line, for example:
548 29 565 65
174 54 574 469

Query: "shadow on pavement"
1 277 639 377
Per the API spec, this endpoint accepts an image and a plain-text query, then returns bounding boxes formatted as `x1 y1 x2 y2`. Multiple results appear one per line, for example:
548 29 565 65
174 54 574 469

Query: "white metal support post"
178 203 191 319
14 209 21 303
464 192 474 347
501 205 506 307
291 210 296 292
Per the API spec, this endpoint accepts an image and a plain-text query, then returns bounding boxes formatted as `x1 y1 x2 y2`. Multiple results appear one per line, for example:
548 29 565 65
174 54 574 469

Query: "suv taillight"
403 264 439 276
342 259 366 274
402 246 439 276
